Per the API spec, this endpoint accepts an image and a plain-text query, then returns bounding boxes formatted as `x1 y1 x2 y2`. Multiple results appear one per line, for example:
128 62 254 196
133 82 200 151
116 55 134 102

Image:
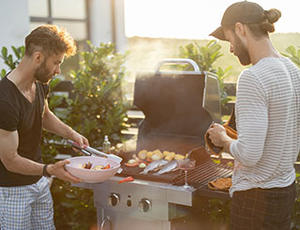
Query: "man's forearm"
43 109 76 140
1 152 45 176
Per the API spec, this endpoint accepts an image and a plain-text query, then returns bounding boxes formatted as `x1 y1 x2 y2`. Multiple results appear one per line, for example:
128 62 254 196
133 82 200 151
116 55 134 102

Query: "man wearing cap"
207 1 300 229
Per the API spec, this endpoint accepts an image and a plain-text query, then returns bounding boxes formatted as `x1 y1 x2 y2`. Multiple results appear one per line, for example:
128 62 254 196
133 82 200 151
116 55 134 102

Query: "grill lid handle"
155 58 201 74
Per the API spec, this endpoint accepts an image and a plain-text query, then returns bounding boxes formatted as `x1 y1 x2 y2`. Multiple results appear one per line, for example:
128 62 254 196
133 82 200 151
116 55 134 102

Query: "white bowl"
65 156 120 183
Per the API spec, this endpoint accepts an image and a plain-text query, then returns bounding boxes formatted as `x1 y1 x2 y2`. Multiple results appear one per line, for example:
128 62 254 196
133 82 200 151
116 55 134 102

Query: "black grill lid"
134 72 213 139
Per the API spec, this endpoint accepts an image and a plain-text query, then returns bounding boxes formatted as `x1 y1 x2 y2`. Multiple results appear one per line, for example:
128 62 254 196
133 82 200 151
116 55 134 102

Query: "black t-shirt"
0 76 49 186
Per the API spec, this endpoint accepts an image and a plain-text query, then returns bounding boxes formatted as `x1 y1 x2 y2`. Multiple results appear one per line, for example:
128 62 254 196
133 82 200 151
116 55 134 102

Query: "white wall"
89 0 113 45
0 0 30 71
114 0 127 52
89 0 127 52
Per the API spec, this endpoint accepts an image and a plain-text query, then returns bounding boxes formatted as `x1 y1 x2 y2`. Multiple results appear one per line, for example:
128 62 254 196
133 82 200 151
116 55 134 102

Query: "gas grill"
78 59 233 230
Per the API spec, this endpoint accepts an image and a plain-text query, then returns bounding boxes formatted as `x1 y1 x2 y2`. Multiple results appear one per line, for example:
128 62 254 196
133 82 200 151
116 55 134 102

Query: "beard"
34 60 53 84
233 33 251 65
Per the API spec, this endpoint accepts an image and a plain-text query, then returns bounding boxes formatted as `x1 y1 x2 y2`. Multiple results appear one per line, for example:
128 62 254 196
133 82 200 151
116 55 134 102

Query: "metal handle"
67 140 107 157
67 140 92 156
100 216 111 230
86 146 123 163
85 146 109 158
155 58 200 73
67 140 123 163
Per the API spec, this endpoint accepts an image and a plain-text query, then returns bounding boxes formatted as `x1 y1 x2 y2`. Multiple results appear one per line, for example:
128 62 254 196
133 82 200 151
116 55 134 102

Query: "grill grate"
172 160 233 188
120 157 233 190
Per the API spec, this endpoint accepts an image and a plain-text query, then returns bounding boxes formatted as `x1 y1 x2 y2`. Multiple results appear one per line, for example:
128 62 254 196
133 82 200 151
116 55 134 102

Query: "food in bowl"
65 156 120 183
92 164 111 170
79 161 111 170
82 161 92 169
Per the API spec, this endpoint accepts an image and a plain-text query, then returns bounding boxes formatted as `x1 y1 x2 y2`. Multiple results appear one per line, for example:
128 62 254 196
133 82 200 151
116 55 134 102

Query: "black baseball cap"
210 1 265 41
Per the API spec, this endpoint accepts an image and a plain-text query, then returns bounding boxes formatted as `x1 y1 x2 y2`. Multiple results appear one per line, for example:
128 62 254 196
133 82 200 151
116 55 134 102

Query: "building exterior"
0 0 127 71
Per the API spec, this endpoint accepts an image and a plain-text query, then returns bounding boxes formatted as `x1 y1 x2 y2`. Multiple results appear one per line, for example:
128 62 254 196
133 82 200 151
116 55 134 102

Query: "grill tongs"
67 140 123 164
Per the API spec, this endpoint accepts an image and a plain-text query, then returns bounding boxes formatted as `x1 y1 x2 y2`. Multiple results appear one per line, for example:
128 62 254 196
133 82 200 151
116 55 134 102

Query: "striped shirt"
229 56 300 197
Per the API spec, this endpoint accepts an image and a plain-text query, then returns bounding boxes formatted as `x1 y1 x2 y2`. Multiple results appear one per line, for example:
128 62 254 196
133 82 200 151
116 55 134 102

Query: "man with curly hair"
0 25 89 229
207 1 300 229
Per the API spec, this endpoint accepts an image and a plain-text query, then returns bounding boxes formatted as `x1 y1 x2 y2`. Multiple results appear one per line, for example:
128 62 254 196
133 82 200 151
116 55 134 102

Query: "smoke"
125 36 198 78
123 36 201 104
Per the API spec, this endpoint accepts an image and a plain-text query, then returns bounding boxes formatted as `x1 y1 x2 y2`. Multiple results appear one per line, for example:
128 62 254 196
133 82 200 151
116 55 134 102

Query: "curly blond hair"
25 24 77 57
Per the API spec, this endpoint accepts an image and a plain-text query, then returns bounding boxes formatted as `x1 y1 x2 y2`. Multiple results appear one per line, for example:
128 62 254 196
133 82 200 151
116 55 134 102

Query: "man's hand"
70 131 89 148
42 100 89 148
206 123 233 153
207 123 227 147
47 160 81 184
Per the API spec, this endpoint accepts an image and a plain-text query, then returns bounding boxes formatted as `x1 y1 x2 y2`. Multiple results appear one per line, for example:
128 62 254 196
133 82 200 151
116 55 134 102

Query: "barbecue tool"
67 140 123 164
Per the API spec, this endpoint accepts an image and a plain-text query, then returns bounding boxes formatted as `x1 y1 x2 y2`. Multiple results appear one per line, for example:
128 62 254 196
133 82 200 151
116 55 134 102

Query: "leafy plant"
178 40 232 107
66 41 129 147
282 45 300 68
51 179 96 230
41 77 69 164
179 40 223 72
0 46 25 78
216 66 233 106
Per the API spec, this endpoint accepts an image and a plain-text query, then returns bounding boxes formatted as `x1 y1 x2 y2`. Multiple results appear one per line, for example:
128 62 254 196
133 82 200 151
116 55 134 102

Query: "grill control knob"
108 193 120 207
127 199 132 207
138 198 152 212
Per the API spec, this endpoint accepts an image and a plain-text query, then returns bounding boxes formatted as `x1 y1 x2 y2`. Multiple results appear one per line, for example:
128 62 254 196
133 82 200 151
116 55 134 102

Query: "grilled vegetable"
92 165 104 170
102 164 111 169
128 159 137 164
83 161 92 169
139 162 147 168
138 150 148 160
163 151 170 157
151 149 163 161
146 151 153 159
174 154 185 160
80 162 111 170
118 176 134 184
164 152 175 161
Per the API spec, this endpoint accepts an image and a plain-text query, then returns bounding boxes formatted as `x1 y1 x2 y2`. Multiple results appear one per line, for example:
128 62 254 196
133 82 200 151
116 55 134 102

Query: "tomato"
102 164 111 169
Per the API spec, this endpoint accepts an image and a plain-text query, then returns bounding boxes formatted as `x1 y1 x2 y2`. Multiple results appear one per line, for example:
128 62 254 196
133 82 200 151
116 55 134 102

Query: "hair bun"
264 9 281 24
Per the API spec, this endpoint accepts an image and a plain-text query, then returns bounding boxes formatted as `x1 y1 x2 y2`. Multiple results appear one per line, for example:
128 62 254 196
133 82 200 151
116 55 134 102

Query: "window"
29 0 89 41
29 0 89 77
